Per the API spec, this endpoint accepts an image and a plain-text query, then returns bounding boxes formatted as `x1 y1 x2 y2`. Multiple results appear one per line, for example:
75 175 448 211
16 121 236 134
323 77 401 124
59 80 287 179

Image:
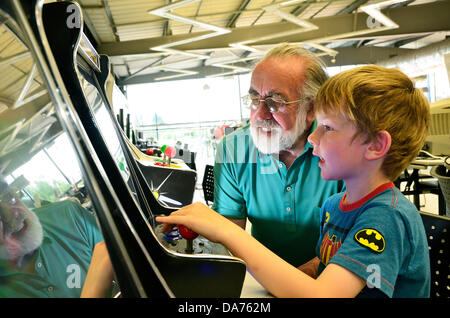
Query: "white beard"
0 209 43 261
250 105 308 154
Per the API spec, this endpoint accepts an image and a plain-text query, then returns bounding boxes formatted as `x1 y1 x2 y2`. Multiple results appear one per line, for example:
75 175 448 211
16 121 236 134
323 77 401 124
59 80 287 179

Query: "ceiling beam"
290 0 313 16
320 45 411 65
117 46 412 85
99 1 450 57
226 0 252 28
103 0 119 42
163 0 173 36
118 64 250 85
310 0 333 19
0 93 52 130
335 0 369 15
392 34 430 48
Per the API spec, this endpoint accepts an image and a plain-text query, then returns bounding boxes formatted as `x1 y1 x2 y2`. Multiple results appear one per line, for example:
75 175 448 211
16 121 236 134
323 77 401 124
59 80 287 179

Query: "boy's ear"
365 130 391 160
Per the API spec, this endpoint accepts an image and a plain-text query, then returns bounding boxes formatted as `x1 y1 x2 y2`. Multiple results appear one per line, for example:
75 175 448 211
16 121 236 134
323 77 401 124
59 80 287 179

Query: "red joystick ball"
164 146 176 158
146 147 154 155
178 225 198 240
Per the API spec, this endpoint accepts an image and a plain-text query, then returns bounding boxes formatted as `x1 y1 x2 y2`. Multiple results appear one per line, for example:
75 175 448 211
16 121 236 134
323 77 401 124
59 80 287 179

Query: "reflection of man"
0 180 102 297
212 43 345 268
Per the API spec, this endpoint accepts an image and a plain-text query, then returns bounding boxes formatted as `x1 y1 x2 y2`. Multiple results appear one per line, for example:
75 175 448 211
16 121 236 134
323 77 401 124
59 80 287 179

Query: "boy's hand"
156 202 235 244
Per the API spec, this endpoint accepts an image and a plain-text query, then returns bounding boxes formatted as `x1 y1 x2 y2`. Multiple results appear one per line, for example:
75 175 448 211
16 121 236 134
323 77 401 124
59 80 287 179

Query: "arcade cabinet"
37 0 246 297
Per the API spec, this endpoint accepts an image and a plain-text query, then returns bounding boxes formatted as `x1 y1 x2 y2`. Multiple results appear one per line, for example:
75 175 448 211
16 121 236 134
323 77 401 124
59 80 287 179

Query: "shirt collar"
340 182 395 212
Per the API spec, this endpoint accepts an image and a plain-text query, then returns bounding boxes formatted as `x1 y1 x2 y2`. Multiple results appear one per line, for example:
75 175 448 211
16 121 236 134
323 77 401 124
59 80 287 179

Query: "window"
127 74 251 168
10 133 82 205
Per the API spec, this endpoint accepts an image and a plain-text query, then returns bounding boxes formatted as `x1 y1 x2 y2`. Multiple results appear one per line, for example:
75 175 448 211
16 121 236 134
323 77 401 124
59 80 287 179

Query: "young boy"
156 65 431 298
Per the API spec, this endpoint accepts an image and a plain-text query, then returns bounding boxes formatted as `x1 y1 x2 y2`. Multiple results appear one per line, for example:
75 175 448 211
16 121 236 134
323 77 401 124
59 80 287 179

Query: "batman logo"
354 228 385 253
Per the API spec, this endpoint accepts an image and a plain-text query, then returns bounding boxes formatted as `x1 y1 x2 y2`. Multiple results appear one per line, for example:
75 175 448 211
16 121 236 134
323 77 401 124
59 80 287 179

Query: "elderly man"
0 179 103 297
212 43 344 268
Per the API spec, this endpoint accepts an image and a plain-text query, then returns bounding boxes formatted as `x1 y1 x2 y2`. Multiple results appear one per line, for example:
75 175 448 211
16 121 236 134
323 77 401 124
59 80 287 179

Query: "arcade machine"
33 0 246 297
101 68 198 209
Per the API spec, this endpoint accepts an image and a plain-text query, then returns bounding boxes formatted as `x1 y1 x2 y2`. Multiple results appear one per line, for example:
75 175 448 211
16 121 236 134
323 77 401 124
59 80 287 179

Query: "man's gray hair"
262 43 328 102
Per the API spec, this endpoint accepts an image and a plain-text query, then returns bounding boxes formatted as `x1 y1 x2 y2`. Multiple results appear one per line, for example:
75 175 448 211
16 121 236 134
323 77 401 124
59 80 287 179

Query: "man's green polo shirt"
0 200 102 298
212 123 345 266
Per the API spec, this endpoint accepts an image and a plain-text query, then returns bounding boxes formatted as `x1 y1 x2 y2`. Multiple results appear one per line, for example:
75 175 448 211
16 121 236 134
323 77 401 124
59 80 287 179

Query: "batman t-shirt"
315 182 430 298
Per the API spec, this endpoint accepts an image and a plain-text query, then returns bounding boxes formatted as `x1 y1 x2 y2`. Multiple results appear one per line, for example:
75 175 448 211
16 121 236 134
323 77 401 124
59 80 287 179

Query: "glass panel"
45 134 83 184
79 75 131 183
0 10 102 298
11 150 72 204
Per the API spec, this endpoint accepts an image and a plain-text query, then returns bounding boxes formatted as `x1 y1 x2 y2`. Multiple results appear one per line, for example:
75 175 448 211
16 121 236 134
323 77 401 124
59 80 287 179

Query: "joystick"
178 224 198 253
161 145 167 164
164 146 176 167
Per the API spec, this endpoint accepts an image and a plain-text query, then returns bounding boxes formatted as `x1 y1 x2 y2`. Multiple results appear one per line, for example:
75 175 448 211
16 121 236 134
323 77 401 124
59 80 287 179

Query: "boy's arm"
156 202 366 298
81 241 115 298
222 222 365 297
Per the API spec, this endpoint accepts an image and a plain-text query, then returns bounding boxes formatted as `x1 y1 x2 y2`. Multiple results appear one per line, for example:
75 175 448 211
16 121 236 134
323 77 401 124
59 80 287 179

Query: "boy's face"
308 110 367 181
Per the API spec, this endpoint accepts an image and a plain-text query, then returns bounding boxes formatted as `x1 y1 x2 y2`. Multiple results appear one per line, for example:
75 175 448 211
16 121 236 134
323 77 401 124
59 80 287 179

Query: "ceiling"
0 20 60 176
73 0 450 85
1 0 448 175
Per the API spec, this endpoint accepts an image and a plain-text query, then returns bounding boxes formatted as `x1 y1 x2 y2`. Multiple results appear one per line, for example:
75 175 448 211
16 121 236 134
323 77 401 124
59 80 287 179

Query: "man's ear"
365 130 391 161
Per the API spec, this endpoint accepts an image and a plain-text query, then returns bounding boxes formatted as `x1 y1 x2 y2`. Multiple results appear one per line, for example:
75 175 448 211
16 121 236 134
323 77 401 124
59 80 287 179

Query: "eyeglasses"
242 94 301 114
